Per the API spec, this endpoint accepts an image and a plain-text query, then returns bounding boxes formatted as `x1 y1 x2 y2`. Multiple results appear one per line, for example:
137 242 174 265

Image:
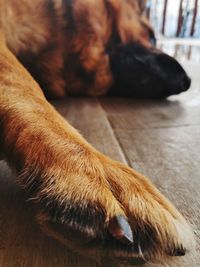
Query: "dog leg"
0 40 195 263
0 40 131 257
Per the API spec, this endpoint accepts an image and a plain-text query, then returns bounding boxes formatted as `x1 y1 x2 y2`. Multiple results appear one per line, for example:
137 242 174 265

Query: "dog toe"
103 162 195 262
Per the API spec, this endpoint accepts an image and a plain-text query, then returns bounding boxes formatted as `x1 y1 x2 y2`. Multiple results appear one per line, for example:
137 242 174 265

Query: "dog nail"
173 247 186 256
108 215 133 245
168 246 186 256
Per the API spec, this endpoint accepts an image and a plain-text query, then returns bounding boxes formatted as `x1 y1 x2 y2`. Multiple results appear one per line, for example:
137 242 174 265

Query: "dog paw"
18 149 195 264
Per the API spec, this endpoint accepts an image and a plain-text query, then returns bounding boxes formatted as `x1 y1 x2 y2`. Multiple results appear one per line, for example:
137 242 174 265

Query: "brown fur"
0 0 195 264
1 0 153 97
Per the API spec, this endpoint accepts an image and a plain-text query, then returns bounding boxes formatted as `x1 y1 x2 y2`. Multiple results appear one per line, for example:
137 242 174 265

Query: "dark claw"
108 215 133 245
168 246 186 257
173 247 186 256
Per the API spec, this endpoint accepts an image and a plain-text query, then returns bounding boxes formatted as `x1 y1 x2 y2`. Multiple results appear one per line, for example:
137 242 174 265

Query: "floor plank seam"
111 127 133 167
111 123 200 131
99 106 132 167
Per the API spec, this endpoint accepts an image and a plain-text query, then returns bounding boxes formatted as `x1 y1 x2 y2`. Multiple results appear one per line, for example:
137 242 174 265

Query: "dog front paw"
18 146 195 264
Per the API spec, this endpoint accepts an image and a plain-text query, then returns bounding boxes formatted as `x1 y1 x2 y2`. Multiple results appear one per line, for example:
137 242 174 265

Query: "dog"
0 0 194 265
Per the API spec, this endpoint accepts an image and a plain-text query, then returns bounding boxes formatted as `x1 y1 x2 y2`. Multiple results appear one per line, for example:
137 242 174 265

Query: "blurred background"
145 0 200 62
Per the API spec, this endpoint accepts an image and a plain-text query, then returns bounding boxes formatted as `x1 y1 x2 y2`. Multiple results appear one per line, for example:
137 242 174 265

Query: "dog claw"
172 247 186 256
108 215 133 245
167 245 186 257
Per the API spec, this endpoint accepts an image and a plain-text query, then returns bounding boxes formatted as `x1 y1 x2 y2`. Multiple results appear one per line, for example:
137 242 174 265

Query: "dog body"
0 0 195 265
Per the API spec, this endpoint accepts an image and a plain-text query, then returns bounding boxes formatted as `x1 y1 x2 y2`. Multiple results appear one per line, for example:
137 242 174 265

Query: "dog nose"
182 75 191 91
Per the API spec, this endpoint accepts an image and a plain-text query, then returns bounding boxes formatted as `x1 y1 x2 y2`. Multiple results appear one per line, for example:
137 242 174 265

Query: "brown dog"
0 0 194 265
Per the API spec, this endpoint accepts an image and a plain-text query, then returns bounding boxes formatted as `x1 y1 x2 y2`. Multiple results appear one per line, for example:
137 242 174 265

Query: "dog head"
15 0 190 99
106 1 191 98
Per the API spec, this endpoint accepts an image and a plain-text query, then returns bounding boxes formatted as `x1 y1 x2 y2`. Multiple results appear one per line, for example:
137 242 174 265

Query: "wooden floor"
0 62 200 266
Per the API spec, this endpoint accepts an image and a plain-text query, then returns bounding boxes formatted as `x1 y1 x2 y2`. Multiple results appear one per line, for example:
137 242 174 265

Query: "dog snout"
182 75 191 91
